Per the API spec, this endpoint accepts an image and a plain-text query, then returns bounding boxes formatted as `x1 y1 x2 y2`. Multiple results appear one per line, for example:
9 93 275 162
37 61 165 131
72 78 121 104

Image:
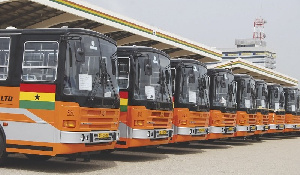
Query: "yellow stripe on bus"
120 98 128 106
19 92 55 102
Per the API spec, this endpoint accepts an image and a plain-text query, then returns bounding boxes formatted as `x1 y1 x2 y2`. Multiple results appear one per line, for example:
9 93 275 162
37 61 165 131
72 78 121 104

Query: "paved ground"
1 134 300 175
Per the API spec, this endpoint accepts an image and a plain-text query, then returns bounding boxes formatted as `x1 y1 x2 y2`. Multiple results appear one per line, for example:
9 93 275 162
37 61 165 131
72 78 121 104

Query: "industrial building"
219 17 276 69
220 38 276 69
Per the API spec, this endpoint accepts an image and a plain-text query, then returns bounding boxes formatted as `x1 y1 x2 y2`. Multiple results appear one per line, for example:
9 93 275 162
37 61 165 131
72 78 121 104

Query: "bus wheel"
25 154 52 161
0 133 7 165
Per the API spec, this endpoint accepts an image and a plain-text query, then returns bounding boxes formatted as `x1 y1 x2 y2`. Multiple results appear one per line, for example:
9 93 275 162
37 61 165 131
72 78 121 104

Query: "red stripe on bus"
20 84 56 93
119 91 128 99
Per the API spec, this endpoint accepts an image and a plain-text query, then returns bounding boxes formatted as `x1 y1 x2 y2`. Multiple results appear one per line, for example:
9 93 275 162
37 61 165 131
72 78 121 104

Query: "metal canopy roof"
0 0 222 62
0 0 297 86
207 58 298 87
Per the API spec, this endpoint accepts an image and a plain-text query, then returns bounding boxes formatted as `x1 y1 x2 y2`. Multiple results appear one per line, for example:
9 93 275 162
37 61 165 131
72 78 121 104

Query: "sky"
84 0 300 85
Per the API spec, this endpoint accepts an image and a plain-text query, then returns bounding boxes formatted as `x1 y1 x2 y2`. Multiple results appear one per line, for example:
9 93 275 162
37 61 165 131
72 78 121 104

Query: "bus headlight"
63 120 76 128
180 120 187 125
134 120 144 126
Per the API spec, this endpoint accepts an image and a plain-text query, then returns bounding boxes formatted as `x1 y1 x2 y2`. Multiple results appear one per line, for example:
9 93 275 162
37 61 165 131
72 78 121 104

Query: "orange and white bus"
0 28 120 163
116 46 173 148
254 80 269 137
170 58 209 143
283 87 300 133
207 69 237 140
234 74 257 137
267 84 285 133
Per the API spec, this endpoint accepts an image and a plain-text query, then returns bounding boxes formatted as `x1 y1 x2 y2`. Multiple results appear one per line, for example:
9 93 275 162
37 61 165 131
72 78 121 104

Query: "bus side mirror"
111 58 116 75
247 83 251 93
274 89 279 98
100 59 107 73
241 81 245 90
144 58 152 75
165 70 170 85
75 41 85 62
201 77 207 89
188 70 195 83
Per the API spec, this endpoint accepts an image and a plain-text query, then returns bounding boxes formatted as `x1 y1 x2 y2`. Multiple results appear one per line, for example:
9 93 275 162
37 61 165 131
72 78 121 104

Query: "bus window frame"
117 57 130 90
21 41 59 82
0 37 11 81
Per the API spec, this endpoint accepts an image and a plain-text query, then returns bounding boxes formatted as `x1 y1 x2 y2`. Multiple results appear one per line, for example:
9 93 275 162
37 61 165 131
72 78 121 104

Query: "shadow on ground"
164 142 231 150
262 134 300 140
94 151 168 162
210 138 263 146
1 154 116 173
123 144 205 155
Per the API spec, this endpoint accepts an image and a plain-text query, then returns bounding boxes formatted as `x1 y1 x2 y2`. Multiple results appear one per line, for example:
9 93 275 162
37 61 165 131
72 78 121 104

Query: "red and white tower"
253 17 267 40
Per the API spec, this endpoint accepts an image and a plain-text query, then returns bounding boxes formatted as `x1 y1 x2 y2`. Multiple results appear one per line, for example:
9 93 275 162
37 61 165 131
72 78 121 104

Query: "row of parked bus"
116 46 300 149
0 28 299 163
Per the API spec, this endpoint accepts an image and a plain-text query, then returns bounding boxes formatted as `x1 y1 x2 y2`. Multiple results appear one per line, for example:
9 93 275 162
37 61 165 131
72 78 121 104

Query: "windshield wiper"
197 75 210 107
100 57 118 99
158 70 166 101
87 72 101 101
87 58 116 101
110 50 117 75
161 66 172 103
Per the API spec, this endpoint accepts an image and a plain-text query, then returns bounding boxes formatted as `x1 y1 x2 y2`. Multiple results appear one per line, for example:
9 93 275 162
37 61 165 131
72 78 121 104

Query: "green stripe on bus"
120 105 127 112
19 100 55 110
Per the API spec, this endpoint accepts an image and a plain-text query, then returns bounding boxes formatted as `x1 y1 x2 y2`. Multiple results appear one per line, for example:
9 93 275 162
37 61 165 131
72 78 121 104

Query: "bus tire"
25 154 52 161
0 132 7 165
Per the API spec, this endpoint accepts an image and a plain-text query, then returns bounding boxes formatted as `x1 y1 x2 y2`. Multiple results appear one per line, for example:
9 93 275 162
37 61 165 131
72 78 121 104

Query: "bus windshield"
63 35 118 99
212 71 237 109
284 88 297 113
133 52 172 103
236 77 256 110
177 63 209 107
255 81 268 109
268 85 285 111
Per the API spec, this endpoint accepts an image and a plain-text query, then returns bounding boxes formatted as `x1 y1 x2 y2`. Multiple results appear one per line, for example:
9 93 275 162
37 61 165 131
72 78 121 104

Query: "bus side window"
22 41 59 82
117 57 130 89
0 37 10 80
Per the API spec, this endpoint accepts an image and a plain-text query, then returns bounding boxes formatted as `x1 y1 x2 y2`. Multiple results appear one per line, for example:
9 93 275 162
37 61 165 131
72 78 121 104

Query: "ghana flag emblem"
120 91 128 112
19 84 56 110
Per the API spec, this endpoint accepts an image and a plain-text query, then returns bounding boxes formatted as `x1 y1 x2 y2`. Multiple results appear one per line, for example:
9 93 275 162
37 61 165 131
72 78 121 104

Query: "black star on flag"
35 94 40 100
